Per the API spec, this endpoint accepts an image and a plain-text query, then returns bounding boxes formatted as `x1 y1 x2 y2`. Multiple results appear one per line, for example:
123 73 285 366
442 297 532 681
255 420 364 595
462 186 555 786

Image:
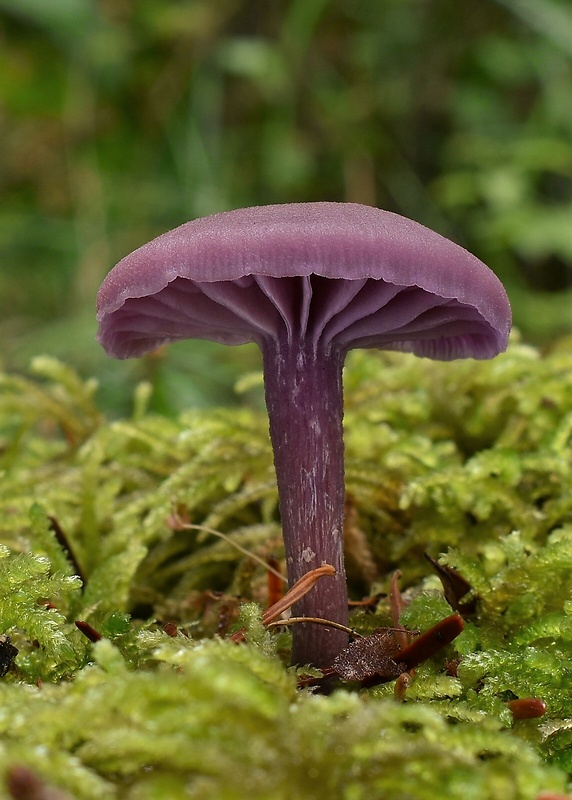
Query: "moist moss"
0 339 569 797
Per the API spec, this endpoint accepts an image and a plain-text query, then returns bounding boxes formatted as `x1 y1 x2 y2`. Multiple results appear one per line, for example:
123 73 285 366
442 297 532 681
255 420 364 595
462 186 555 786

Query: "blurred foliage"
1 0 572 414
2 7 572 792
0 344 570 795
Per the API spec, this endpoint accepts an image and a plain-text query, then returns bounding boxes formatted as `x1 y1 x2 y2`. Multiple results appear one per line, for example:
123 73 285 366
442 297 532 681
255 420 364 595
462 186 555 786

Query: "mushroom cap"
96 202 511 360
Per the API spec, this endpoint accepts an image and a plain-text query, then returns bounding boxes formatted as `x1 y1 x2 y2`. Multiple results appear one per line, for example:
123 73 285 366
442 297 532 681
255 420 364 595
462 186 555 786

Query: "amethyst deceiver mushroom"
96 202 511 668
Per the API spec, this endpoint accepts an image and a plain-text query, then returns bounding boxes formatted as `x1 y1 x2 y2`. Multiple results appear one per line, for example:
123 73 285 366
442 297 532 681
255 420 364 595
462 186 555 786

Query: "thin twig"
48 516 86 585
174 519 286 582
266 616 362 637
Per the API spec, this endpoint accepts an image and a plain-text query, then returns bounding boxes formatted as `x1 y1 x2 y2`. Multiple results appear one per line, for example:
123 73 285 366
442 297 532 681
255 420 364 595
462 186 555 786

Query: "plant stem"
262 334 348 667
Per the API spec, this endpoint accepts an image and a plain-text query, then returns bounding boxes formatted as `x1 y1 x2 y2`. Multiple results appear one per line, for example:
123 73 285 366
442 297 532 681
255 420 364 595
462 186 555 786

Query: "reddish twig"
74 620 102 643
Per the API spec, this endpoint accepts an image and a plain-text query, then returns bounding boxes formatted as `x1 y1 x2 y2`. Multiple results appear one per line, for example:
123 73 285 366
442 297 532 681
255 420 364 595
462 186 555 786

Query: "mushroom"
96 202 511 668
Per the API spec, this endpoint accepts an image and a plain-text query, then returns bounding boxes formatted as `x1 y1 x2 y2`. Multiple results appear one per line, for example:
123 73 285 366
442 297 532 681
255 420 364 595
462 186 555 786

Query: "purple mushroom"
96 202 511 668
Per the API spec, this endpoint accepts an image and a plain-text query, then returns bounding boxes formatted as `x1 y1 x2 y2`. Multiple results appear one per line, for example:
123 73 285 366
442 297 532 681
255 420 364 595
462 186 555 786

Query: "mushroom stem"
262 334 349 667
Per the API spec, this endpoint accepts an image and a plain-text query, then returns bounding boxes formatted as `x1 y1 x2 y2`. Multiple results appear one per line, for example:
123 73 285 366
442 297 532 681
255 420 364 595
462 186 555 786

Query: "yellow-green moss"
0 340 570 797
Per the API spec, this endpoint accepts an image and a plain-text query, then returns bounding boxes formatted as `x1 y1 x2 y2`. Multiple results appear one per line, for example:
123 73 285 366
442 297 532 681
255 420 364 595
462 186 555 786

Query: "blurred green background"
1 0 572 414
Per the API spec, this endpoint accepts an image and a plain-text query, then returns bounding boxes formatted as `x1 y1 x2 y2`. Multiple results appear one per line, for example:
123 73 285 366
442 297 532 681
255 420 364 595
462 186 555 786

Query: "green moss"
0 637 565 800
0 338 570 797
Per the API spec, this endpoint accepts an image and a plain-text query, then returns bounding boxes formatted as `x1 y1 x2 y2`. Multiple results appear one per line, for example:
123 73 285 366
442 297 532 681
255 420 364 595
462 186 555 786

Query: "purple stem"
262 334 349 667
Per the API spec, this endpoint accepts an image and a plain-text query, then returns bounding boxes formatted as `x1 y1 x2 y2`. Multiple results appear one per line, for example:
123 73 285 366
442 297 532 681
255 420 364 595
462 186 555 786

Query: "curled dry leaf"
230 564 336 644
332 613 465 688
332 627 409 683
425 553 477 615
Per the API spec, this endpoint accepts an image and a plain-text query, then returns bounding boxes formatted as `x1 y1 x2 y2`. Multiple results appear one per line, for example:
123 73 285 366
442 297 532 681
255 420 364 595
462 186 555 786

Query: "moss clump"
0 635 565 800
0 339 569 797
